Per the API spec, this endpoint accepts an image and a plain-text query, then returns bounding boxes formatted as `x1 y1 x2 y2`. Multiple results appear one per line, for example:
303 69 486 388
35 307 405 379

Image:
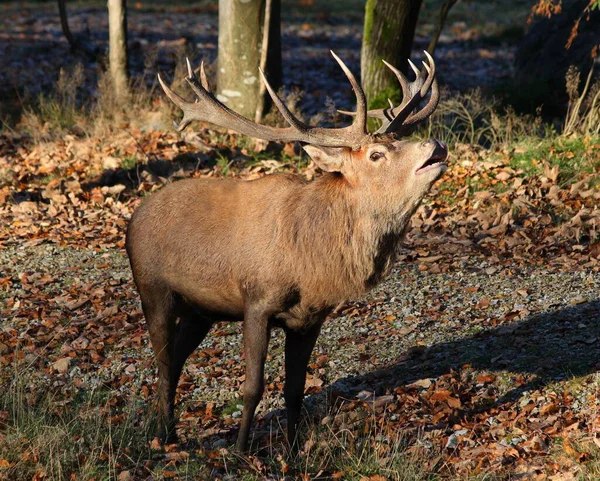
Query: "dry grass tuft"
563 65 600 137
20 64 86 142
420 89 546 148
0 363 155 481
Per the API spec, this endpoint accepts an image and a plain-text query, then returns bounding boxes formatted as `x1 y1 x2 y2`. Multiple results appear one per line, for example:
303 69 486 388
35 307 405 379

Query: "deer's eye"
370 151 385 162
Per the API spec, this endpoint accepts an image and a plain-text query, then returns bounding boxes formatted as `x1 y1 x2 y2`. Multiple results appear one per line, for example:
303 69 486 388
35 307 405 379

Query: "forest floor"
1 0 530 123
2 1 600 480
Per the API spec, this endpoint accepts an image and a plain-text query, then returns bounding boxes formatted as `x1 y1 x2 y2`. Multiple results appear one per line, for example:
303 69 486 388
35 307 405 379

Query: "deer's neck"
282 173 413 307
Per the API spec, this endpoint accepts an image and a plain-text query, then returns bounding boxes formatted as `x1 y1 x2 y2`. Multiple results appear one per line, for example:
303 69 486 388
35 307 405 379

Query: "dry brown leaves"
410 141 600 273
1 130 600 479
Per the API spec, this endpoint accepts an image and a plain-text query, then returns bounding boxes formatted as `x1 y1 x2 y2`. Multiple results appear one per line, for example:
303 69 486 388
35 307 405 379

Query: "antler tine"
157 73 193 131
377 58 424 124
397 51 439 128
158 57 370 148
376 52 438 135
382 59 410 100
258 68 307 131
185 57 194 79
418 52 436 96
393 53 438 127
404 79 439 126
184 57 211 91
336 52 440 135
407 59 421 78
330 50 367 134
199 61 210 90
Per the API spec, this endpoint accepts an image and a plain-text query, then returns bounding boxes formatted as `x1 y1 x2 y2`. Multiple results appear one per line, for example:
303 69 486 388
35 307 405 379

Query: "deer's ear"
303 145 349 173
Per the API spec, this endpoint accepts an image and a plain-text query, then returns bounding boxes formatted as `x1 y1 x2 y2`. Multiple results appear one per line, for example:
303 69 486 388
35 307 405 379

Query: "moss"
363 0 376 44
381 18 394 43
368 86 402 110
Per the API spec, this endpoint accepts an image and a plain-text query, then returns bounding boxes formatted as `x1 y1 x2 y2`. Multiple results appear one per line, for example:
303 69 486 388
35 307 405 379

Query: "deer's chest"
272 303 332 333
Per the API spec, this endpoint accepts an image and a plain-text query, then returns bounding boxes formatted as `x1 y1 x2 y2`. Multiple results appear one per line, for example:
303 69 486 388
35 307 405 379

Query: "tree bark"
218 0 282 120
361 0 423 108
108 0 129 100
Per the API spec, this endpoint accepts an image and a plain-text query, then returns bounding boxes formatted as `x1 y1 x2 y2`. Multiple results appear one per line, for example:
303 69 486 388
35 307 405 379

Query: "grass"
0 371 155 480
18 59 166 143
121 155 138 171
297 432 433 480
0 361 447 480
220 400 244 418
508 137 600 185
548 437 600 481
19 64 86 141
419 89 550 148
563 65 600 138
215 153 234 176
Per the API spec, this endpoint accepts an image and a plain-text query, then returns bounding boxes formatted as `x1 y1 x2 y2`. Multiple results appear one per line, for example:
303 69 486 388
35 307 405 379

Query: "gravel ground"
3 240 599 435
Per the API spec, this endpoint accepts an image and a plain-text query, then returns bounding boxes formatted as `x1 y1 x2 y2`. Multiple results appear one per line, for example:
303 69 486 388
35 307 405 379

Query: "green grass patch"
0 376 155 481
508 137 600 185
509 142 549 176
220 399 244 418
121 155 138 171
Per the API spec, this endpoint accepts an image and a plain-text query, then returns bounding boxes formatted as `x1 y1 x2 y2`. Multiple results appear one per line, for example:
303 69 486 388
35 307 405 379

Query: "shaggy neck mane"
280 173 412 307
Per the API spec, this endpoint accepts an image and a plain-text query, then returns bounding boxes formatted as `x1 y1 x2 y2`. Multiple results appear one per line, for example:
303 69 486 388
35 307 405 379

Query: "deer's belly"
175 284 245 317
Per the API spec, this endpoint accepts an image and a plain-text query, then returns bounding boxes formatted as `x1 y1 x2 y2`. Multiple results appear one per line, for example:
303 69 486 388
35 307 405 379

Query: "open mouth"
416 153 448 175
416 142 448 175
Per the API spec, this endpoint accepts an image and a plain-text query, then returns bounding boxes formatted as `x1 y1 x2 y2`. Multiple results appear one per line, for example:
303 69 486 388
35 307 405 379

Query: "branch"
427 0 458 55
57 0 100 61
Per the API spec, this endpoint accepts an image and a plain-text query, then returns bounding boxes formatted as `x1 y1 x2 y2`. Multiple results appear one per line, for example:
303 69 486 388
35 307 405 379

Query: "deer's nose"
422 139 448 157
422 139 446 149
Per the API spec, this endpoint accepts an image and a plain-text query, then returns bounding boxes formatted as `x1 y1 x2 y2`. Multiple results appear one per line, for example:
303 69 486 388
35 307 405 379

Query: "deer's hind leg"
139 282 178 442
284 320 323 452
169 304 214 413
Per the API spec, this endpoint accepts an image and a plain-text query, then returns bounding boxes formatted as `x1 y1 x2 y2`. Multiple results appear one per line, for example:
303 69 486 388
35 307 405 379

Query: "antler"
340 52 439 136
158 52 369 148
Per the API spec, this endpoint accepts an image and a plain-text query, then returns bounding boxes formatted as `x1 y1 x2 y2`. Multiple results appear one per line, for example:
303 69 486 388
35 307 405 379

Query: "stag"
126 51 447 452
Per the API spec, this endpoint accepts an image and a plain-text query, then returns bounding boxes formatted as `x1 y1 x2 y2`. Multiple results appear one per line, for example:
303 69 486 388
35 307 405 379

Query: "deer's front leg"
236 305 271 452
284 321 322 452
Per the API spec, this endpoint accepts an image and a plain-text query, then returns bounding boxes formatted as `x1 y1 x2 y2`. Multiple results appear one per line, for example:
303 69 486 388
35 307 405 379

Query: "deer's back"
126 175 305 315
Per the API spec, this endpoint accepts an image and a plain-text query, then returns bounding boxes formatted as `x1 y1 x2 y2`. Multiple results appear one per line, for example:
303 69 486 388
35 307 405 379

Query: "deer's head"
159 52 447 216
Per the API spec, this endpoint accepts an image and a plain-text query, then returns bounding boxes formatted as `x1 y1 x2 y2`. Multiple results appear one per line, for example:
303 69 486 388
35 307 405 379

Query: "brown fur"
126 138 447 451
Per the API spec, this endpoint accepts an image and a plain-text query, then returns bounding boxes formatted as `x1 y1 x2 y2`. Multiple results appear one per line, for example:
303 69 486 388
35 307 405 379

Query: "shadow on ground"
183 298 600 453
323 297 600 407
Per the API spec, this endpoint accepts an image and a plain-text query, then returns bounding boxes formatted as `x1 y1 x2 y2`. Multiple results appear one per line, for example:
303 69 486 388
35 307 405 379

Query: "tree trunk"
218 0 282 120
361 0 423 109
108 0 129 100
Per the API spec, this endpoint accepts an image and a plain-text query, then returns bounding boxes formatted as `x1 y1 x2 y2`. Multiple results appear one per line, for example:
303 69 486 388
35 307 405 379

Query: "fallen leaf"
52 357 71 373
150 437 163 450
407 378 432 389
430 389 451 402
117 471 132 481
